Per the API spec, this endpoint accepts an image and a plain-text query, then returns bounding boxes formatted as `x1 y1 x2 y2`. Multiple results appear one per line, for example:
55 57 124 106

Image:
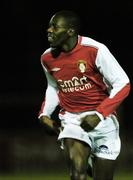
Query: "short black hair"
53 10 81 33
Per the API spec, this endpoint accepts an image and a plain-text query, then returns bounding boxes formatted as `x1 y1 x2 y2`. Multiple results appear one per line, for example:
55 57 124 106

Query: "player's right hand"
39 116 60 135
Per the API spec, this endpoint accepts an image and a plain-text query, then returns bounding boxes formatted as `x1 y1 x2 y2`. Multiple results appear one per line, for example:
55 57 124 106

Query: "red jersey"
39 36 130 118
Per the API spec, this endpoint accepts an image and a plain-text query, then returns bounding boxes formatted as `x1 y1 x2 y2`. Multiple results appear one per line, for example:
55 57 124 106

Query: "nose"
47 26 54 33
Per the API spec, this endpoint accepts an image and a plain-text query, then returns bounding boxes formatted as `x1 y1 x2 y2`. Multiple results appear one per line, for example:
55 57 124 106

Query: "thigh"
64 138 91 168
93 157 116 180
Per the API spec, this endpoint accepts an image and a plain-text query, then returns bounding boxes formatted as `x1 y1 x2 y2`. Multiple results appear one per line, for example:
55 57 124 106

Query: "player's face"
47 16 70 48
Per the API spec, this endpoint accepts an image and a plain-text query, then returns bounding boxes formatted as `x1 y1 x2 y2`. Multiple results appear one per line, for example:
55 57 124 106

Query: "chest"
45 49 97 81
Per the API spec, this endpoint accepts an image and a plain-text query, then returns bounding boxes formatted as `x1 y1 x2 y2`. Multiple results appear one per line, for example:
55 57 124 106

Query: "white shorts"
58 111 121 160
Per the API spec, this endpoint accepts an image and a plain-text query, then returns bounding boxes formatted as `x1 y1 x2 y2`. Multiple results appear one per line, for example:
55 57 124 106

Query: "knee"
70 158 87 180
74 158 85 172
70 171 87 180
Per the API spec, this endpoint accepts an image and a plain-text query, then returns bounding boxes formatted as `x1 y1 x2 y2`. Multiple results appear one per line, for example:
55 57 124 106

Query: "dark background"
1 0 132 130
0 0 133 174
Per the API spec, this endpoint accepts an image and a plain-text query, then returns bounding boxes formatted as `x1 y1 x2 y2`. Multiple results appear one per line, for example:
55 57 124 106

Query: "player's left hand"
80 114 101 132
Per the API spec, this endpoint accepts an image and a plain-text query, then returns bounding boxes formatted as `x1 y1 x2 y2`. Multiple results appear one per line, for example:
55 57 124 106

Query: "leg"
93 157 116 180
63 138 91 180
86 155 93 177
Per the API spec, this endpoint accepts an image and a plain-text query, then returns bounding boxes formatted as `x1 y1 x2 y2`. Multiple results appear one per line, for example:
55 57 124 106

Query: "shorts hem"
94 153 119 160
58 136 92 148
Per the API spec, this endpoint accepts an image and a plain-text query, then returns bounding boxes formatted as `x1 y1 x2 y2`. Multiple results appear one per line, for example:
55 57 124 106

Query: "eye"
48 23 68 30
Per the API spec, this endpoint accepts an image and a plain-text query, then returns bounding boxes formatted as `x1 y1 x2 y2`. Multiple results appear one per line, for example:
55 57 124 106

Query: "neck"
62 35 78 52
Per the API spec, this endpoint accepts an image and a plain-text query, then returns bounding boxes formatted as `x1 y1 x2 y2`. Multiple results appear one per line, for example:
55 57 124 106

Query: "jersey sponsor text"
58 75 92 93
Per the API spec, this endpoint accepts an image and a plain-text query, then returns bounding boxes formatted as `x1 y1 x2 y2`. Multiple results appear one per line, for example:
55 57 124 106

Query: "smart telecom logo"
57 76 92 93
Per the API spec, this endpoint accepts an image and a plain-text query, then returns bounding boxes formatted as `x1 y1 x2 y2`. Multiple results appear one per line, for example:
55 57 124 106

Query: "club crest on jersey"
77 60 87 73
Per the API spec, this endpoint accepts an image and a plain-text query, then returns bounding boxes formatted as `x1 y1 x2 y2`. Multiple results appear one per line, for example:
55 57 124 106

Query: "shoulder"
39 48 52 71
41 48 51 59
40 48 53 66
80 35 107 51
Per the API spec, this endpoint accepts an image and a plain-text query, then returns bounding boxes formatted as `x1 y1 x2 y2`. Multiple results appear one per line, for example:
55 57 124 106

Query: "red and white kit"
39 35 130 160
39 35 130 119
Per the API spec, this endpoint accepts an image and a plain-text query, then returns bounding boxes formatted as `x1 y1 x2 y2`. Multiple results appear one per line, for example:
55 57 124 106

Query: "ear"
67 28 75 35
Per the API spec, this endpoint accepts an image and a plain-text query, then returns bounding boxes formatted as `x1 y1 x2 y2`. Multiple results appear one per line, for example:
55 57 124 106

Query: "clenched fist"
80 114 101 132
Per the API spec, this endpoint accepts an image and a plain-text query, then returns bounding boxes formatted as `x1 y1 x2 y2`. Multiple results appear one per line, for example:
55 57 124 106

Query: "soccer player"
38 10 130 180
